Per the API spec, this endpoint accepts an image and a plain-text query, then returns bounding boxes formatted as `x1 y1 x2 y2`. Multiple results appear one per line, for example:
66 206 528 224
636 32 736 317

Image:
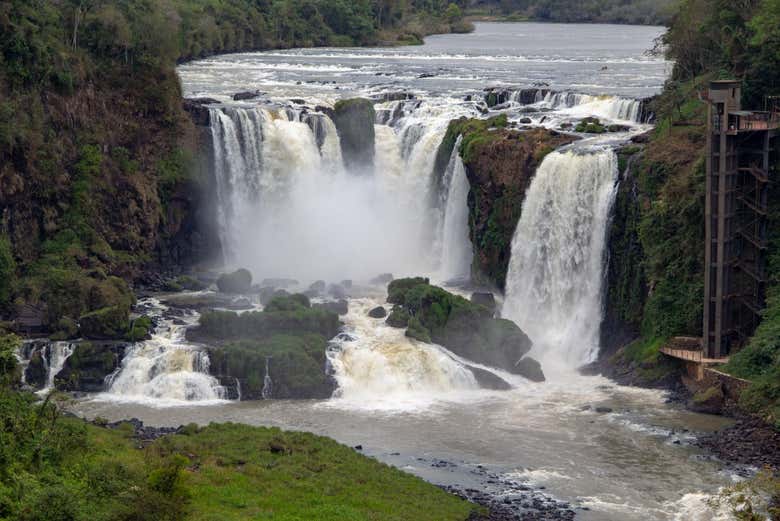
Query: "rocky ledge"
434 116 578 289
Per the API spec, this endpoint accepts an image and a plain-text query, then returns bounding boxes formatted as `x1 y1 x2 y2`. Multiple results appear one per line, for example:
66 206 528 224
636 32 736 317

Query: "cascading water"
541 92 642 123
104 300 225 403
502 149 618 374
208 101 466 282
326 299 479 410
39 342 76 394
437 136 474 281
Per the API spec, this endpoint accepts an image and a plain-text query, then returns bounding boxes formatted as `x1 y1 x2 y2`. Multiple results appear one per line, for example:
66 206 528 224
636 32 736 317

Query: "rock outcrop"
191 294 341 399
385 278 544 382
435 117 577 289
331 98 376 174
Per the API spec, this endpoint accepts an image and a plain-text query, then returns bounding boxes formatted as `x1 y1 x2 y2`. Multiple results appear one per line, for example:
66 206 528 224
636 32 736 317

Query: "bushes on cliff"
0 236 15 310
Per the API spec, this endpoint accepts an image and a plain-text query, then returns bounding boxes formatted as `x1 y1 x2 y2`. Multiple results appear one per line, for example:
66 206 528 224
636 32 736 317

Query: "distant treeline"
464 0 677 25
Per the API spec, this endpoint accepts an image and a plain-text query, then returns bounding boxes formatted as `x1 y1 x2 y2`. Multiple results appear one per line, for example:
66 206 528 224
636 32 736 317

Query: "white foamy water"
503 149 618 373
100 299 226 405
327 298 480 412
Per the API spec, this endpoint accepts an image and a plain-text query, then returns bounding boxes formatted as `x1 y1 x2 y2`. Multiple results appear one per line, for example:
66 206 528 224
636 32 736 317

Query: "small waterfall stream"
502 149 619 373
437 136 474 281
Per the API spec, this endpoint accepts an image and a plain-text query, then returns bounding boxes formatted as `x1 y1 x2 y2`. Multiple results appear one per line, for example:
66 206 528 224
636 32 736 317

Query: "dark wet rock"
332 98 375 174
468 365 512 391
232 90 262 101
418 73 435 79
513 357 545 383
290 98 306 105
693 416 780 470
519 117 532 124
595 407 614 414
368 306 387 319
182 98 216 126
217 269 253 294
21 340 49 388
631 131 652 143
470 292 496 314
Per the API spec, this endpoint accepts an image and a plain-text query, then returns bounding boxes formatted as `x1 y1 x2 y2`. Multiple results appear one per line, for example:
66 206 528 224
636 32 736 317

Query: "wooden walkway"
659 346 730 365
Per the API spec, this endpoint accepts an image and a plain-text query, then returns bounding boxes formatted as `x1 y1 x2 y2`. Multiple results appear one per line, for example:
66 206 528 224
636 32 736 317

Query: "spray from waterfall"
209 105 451 282
502 149 618 374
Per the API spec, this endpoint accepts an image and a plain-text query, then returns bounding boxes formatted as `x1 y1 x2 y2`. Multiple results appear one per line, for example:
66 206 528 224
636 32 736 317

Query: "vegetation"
464 0 677 25
602 0 780 426
0 0 470 337
216 268 252 294
0 389 479 520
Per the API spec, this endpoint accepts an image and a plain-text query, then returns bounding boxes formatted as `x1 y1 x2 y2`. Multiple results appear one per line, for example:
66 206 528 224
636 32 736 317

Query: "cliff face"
438 119 576 290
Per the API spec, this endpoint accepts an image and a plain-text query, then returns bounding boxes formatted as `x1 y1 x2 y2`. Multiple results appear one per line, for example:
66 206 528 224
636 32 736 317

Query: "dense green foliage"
603 0 780 425
0 390 478 520
465 0 676 25
0 0 469 335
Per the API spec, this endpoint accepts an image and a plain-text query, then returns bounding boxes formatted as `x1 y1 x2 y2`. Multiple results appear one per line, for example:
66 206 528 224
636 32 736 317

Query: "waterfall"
41 342 75 393
105 301 226 403
541 92 642 123
209 103 457 281
326 299 479 410
437 136 474 281
502 150 618 373
261 357 273 400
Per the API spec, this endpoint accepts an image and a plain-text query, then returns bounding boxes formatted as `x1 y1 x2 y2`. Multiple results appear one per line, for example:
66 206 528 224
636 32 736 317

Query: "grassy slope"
3 398 477 521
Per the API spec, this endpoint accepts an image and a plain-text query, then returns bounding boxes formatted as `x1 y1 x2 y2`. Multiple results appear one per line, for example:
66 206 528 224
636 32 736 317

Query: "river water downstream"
67 23 744 520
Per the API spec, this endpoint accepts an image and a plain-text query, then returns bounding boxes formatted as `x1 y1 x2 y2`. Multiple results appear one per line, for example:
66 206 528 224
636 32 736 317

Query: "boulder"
386 279 542 380
217 269 253 294
368 306 387 319
332 98 375 174
514 357 545 383
232 90 262 101
468 365 512 391
519 117 532 124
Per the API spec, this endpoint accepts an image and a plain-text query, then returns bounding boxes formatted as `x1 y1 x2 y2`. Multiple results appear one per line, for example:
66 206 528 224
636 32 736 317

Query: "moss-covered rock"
405 316 432 343
332 98 375 174
162 275 207 292
208 334 335 400
126 315 152 342
79 306 130 340
435 120 577 289
387 278 541 380
387 277 430 305
575 117 607 133
386 306 411 328
689 385 725 415
216 269 253 294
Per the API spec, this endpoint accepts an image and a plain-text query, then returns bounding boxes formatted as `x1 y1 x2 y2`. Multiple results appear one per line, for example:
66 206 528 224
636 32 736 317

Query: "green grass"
0 389 480 521
160 423 477 521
